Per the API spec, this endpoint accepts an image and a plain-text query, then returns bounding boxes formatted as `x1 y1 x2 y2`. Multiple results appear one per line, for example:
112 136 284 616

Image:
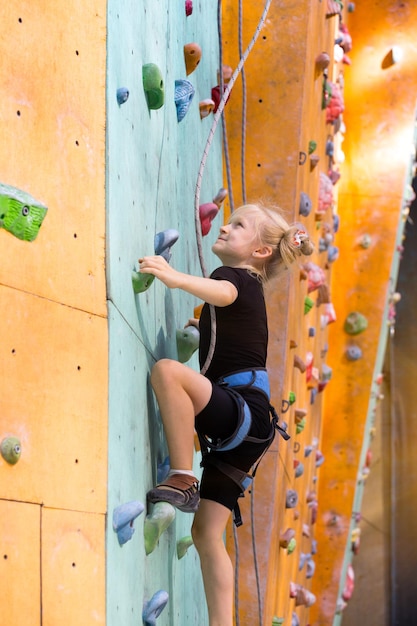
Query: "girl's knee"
150 358 177 386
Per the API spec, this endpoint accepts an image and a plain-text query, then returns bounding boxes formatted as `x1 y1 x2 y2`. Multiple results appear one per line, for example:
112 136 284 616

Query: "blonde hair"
230 203 314 282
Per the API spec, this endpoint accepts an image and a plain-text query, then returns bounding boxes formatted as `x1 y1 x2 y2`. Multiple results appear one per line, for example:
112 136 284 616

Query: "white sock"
168 469 195 478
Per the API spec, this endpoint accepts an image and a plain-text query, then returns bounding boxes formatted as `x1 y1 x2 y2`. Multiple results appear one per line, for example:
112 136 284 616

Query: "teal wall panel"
106 1 223 624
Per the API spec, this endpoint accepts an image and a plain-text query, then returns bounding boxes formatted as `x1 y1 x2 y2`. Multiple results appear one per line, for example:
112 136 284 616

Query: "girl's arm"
139 255 237 307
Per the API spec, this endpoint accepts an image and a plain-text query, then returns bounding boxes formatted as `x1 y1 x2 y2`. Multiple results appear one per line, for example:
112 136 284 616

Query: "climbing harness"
197 368 290 527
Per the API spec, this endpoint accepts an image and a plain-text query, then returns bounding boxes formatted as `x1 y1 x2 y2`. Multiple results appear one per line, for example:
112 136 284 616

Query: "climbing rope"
195 0 273 375
238 0 248 205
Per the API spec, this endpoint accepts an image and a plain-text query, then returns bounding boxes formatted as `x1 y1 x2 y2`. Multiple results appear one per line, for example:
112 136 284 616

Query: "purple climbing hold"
143 590 169 626
185 0 193 16
346 345 362 361
175 79 195 122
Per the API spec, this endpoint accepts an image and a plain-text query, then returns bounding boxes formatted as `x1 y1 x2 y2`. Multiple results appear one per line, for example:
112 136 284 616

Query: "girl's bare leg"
150 358 212 469
192 499 234 626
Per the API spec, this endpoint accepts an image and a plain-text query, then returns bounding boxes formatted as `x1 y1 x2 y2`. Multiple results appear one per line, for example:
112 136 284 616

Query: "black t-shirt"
199 266 268 381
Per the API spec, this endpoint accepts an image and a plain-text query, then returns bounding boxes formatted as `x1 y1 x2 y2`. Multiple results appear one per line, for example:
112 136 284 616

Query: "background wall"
0 2 108 624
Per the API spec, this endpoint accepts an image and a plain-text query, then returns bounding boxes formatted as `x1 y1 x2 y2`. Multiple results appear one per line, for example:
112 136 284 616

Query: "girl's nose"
220 223 228 233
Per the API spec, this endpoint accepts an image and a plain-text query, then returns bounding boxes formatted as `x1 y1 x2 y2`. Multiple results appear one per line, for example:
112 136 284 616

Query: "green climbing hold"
142 63 165 110
344 312 368 335
308 140 317 155
176 535 194 559
176 327 200 363
0 183 47 241
132 270 155 294
0 436 22 465
144 502 176 555
304 296 314 314
287 537 297 554
272 617 285 626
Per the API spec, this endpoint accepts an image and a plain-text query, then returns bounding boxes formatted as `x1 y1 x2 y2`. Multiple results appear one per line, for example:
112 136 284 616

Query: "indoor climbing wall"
0 2 108 625
105 2 223 625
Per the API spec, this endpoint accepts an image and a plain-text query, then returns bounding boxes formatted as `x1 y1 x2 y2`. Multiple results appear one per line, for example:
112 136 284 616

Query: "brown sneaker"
147 473 200 513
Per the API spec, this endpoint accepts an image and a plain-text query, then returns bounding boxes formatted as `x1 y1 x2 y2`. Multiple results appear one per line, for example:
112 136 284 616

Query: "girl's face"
212 209 264 267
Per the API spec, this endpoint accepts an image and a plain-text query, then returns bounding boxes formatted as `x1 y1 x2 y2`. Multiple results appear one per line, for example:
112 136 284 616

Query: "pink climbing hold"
342 564 355 601
318 172 334 215
185 0 193 16
303 262 326 293
199 203 219 236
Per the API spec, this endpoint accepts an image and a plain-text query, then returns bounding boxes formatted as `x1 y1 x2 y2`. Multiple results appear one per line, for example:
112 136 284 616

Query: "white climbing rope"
195 0 273 375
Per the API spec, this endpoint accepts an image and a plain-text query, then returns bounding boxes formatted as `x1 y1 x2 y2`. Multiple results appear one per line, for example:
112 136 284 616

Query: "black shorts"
195 383 272 511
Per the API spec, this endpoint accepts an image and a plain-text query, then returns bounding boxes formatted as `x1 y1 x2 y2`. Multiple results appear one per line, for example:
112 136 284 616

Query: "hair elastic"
292 229 307 248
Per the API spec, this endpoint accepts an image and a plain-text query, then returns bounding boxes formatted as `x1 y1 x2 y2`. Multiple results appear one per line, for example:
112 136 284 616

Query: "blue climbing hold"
113 500 145 546
117 87 129 105
154 228 179 262
143 590 169 626
175 79 195 122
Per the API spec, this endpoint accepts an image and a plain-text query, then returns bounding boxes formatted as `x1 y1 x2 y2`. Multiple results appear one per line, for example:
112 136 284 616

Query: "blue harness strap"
198 368 290 526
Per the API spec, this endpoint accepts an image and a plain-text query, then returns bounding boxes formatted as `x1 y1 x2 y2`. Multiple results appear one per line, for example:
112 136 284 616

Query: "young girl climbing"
139 203 313 626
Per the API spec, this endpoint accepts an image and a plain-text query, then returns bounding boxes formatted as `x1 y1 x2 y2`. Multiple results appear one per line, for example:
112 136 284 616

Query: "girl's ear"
253 245 273 259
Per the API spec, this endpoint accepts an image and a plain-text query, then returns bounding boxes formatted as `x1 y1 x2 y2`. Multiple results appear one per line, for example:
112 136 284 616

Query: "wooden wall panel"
0 500 41 626
42 508 105 625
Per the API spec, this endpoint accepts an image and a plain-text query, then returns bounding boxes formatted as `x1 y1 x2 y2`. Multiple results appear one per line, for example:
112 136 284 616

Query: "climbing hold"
318 172 334 214
199 99 215 119
327 245 339 263
116 87 129 105
185 0 193 16
317 284 331 305
294 460 304 478
304 296 314 314
346 345 362 361
320 302 336 327
288 391 296 405
342 564 355 601
133 229 179 293
344 312 368 335
306 557 316 579
325 138 334 158
132 271 155 294
212 187 228 207
310 154 320 169
142 64 165 110
142 589 169 626
326 81 344 123
177 535 194 559
157 456 170 483
289 582 316 607
176 326 200 363
328 168 341 184
287 538 297 554
175 79 195 122
113 500 145 546
304 445 313 457
184 43 202 76
293 355 306 373
199 202 219 236
308 327 315 337
315 51 331 71
351 527 361 554
292 613 300 626
0 436 22 465
298 552 311 571
154 228 179 262
295 418 306 434
308 140 317 154
279 528 296 549
272 618 285 626
0 183 48 242
360 234 372 249
315 451 325 467
286 489 298 509
303 262 326 292
144 502 176 555
348 1 355 10
294 408 307 421
299 192 312 217
211 84 231 113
